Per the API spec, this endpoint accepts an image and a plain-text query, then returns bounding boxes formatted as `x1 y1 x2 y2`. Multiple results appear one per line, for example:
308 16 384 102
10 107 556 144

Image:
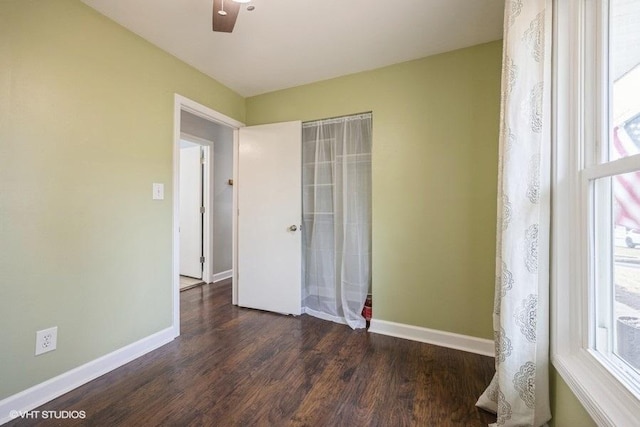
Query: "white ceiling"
82 0 505 97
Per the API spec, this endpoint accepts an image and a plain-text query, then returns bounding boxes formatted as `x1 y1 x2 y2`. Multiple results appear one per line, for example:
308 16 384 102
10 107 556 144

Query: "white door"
238 121 302 315
179 143 203 279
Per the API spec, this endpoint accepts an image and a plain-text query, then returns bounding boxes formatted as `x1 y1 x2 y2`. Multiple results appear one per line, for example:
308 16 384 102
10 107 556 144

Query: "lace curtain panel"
301 113 372 330
476 1 552 426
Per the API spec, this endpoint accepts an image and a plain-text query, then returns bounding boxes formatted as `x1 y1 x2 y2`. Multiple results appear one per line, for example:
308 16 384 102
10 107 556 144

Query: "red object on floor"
362 295 372 321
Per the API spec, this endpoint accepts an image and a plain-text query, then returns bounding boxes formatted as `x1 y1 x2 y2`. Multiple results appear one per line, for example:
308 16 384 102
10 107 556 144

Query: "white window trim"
552 1 640 426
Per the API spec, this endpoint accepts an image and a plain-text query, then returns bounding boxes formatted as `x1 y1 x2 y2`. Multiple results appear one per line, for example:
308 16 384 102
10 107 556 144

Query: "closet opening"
301 112 373 329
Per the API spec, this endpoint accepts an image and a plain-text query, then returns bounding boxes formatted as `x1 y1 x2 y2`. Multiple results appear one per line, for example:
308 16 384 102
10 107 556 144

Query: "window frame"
552 0 640 425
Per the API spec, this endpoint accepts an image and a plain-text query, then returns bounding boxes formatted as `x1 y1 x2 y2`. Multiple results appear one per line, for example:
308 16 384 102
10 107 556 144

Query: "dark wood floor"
8 281 496 426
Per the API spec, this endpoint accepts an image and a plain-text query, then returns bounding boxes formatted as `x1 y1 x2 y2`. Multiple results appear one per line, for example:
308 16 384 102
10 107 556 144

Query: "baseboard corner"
212 269 233 283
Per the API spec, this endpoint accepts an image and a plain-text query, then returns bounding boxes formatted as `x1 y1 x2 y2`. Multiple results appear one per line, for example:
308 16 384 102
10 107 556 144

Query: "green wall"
247 41 502 339
0 0 244 399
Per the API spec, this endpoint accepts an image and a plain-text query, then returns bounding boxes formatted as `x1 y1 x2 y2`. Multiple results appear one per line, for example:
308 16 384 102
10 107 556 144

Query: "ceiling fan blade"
213 0 240 33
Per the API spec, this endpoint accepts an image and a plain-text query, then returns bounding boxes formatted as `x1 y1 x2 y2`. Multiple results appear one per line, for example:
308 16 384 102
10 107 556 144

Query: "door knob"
289 225 298 232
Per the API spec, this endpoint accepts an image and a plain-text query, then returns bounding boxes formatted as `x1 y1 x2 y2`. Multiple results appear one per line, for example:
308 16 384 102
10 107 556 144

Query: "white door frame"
172 94 244 337
179 133 212 284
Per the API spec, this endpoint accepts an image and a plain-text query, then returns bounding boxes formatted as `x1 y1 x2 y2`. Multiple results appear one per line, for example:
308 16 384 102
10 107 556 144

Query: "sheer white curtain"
476 1 552 426
301 113 372 329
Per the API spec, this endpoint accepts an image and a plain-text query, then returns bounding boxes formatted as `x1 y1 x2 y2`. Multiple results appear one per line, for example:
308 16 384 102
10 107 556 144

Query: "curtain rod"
302 111 372 128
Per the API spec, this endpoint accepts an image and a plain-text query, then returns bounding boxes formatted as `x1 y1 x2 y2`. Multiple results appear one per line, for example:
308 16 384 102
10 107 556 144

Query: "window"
553 0 640 425
589 0 640 388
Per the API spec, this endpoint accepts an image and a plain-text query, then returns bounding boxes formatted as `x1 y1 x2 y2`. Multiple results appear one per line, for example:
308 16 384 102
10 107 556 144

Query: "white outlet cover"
152 183 164 200
35 326 58 356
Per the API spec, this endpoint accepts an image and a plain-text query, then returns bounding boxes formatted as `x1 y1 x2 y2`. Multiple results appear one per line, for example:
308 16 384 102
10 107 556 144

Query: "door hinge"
200 256 205 264
200 206 205 214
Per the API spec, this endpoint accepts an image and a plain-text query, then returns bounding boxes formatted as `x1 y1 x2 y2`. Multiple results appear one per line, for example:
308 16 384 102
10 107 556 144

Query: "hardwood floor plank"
289 329 370 426
6 283 496 426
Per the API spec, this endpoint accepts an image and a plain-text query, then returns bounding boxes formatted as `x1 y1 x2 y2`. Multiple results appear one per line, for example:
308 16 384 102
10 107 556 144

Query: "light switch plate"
152 183 164 200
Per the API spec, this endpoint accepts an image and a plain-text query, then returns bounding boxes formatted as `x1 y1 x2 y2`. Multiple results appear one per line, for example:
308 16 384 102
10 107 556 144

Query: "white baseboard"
369 319 495 357
0 327 175 425
212 269 232 283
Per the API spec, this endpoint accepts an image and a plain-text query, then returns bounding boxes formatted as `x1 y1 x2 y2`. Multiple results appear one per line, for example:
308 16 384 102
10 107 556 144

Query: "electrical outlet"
35 327 58 356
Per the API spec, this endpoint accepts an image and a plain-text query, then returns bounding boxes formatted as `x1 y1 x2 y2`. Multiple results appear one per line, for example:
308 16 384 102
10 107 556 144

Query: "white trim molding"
212 269 233 283
0 327 174 426
369 319 495 357
553 352 640 427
